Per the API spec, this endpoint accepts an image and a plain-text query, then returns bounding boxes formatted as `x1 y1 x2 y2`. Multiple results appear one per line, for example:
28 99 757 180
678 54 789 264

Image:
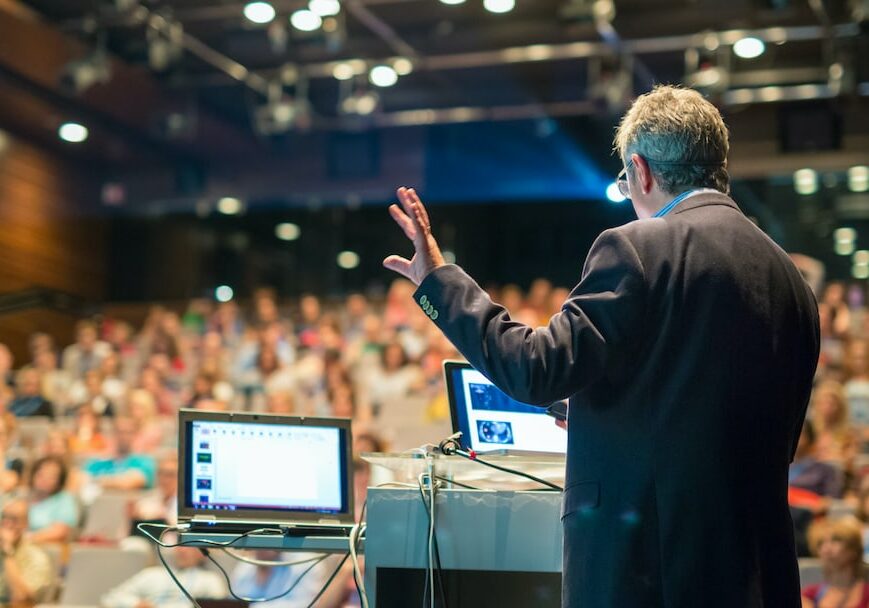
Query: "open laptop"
178 409 355 535
443 360 567 457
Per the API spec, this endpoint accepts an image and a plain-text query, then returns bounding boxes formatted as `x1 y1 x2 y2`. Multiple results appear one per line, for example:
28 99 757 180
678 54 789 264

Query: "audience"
101 545 227 608
4 276 868 604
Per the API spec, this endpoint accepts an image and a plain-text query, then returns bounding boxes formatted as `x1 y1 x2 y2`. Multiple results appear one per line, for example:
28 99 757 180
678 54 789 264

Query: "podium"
363 453 565 608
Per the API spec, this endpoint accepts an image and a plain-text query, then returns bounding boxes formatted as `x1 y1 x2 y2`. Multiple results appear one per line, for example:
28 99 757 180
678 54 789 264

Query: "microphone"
438 432 463 456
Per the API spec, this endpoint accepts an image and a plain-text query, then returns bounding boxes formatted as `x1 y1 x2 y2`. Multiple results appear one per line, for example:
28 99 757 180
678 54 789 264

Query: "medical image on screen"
468 383 541 414
476 420 514 445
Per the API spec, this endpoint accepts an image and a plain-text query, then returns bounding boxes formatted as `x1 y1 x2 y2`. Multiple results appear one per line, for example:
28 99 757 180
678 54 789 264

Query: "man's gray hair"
614 85 730 194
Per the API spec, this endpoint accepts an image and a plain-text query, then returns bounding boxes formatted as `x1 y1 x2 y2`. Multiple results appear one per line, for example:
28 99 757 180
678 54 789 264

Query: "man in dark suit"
383 85 820 607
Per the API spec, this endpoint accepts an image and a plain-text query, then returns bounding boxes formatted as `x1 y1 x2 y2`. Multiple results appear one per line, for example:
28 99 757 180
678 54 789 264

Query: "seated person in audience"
101 545 227 608
62 319 111 380
69 404 110 456
83 416 156 490
131 454 178 526
7 368 54 419
802 517 869 608
0 415 23 499
811 380 858 467
126 389 164 453
791 420 844 501
266 389 296 415
27 455 79 543
0 499 53 603
367 341 424 416
855 485 869 561
230 549 352 608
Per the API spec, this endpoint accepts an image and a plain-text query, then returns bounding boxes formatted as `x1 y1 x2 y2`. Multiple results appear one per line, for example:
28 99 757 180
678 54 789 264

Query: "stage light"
393 58 414 76
337 250 360 269
369 65 398 87
58 122 89 143
309 0 340 16
793 168 818 195
484 0 515 12
332 62 355 80
275 222 301 241
606 182 626 203
291 9 322 31
733 37 765 59
215 285 234 302
217 197 243 215
848 166 869 192
244 1 276 24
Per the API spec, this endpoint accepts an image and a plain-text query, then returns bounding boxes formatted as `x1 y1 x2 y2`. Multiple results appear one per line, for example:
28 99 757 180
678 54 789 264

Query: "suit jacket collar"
670 191 741 215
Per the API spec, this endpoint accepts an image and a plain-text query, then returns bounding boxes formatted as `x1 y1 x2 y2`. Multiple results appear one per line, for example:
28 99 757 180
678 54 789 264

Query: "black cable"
439 436 562 491
304 552 351 608
417 474 448 608
202 547 326 603
156 527 204 608
433 475 480 490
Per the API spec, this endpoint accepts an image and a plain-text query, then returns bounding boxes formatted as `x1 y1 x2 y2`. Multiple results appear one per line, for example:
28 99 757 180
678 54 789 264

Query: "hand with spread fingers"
383 186 446 286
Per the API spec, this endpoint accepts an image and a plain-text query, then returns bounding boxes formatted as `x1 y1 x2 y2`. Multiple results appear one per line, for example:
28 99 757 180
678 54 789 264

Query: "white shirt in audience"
101 564 227 608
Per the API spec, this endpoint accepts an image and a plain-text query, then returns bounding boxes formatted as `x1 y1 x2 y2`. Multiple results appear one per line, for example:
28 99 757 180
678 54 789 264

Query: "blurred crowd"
3 274 869 605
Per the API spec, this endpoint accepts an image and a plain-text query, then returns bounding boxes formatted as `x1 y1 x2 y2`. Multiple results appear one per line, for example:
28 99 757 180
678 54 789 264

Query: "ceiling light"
835 240 855 256
442 250 456 264
58 122 89 143
733 37 765 59
332 62 356 80
853 264 869 280
244 1 276 24
853 250 869 265
275 222 301 241
309 0 340 16
217 197 243 215
355 92 379 114
793 168 818 195
337 250 360 269
835 227 857 243
483 0 515 13
215 285 234 302
392 58 414 76
439 0 466 4
848 166 869 193
290 9 322 31
605 182 626 203
369 65 398 87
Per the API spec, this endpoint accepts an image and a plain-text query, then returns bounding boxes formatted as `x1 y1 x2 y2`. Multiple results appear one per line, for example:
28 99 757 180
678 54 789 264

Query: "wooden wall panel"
0 130 107 363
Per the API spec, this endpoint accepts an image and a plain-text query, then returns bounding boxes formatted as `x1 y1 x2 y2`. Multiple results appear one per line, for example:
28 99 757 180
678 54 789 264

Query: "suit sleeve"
413 229 647 405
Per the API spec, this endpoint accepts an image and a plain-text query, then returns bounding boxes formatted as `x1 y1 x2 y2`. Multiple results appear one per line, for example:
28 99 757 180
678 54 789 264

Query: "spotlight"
733 37 765 59
605 182 626 203
217 197 243 215
337 250 360 269
483 0 515 13
848 166 869 193
215 285 234 302
369 65 398 87
58 122 89 143
309 0 341 17
793 168 818 195
291 9 322 31
244 1 276 24
275 222 301 241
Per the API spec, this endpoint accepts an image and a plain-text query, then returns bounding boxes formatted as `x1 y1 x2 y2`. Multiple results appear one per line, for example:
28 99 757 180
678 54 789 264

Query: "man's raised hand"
383 187 446 286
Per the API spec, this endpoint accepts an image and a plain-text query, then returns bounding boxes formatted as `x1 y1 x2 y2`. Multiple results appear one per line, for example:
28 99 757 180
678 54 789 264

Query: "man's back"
561 192 819 606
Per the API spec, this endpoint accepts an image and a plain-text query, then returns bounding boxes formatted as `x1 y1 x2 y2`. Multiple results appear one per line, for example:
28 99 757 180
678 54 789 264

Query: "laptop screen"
178 410 353 523
444 361 567 455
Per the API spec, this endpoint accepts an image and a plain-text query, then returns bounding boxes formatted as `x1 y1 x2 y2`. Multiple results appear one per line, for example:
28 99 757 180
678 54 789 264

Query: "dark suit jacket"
413 192 820 607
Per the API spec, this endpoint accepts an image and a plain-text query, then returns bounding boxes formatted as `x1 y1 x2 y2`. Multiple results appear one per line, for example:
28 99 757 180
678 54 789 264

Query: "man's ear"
631 153 655 195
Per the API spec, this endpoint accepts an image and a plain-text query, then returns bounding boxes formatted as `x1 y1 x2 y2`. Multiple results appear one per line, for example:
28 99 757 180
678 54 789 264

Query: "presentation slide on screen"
190 421 343 512
459 368 567 454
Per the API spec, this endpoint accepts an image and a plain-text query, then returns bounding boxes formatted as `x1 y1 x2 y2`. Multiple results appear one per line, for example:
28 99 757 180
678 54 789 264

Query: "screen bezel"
177 409 354 524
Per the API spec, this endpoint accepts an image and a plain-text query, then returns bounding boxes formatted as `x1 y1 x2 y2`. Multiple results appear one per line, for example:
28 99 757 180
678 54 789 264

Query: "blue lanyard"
653 189 697 218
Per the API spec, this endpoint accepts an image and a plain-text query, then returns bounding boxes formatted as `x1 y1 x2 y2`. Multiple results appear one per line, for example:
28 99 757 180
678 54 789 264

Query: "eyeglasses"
616 158 634 199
